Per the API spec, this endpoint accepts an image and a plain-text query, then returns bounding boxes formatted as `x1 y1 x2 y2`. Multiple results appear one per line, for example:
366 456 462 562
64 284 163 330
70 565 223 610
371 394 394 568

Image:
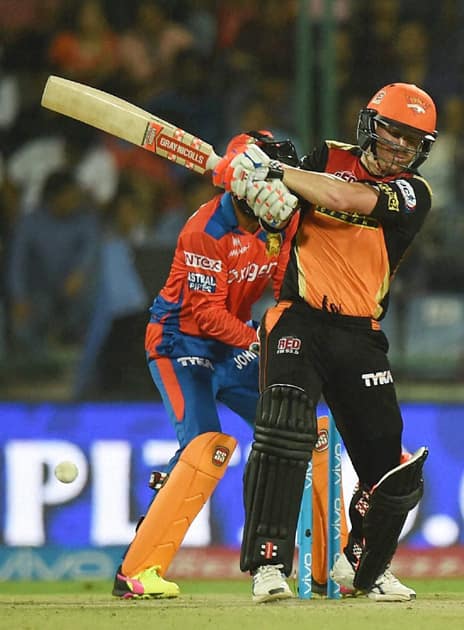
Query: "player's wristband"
259 217 290 233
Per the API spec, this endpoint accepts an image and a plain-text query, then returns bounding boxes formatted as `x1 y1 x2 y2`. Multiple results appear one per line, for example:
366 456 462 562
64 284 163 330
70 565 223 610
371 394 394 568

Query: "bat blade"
41 75 220 174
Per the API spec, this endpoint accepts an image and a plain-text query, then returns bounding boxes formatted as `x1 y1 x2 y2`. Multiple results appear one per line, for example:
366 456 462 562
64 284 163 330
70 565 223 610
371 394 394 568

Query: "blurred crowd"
1 0 464 399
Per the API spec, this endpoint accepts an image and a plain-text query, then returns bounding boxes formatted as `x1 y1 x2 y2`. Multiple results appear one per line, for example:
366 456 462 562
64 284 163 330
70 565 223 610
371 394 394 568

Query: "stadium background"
0 0 463 582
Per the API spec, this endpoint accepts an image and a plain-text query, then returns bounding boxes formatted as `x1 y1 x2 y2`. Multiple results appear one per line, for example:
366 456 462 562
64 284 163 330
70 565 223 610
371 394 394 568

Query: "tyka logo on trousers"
361 370 393 387
177 356 214 370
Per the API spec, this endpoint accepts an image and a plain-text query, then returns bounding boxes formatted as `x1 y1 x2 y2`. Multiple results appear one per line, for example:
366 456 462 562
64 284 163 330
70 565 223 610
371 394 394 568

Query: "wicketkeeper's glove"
248 324 261 355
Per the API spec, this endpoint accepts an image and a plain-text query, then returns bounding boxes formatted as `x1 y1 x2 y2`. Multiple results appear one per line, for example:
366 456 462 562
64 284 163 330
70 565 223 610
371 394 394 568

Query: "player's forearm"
194 308 257 349
282 165 379 215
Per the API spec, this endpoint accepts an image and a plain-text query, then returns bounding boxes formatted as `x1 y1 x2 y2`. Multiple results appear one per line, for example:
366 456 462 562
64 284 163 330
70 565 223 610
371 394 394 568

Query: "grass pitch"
0 578 463 630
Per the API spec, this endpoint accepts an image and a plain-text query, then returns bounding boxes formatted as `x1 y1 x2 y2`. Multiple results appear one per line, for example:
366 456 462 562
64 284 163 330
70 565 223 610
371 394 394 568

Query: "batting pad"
122 431 237 577
354 446 428 591
240 385 316 576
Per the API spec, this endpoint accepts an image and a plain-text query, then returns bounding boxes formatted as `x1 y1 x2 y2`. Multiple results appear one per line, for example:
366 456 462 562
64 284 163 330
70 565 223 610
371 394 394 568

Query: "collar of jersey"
219 192 270 244
220 192 244 233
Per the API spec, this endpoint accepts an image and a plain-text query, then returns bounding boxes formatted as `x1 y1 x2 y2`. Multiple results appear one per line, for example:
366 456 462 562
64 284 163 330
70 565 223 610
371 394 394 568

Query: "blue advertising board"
0 401 463 579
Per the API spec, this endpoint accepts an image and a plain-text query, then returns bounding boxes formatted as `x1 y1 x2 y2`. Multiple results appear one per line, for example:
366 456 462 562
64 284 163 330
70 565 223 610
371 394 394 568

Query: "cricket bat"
41 75 221 174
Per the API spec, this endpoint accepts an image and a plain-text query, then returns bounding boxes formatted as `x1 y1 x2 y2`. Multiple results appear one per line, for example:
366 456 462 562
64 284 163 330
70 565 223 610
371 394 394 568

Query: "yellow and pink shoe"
112 565 180 599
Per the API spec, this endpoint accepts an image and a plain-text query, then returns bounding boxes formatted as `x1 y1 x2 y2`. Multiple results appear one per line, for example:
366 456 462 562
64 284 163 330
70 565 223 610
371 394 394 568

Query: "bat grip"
205 152 221 171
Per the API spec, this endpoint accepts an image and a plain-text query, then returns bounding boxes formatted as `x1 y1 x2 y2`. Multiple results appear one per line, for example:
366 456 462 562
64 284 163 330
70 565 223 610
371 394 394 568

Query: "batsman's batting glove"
245 179 299 228
213 145 282 198
212 143 250 190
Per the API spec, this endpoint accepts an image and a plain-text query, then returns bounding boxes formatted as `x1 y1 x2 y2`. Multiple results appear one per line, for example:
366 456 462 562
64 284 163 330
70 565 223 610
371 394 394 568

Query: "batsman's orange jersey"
280 141 432 321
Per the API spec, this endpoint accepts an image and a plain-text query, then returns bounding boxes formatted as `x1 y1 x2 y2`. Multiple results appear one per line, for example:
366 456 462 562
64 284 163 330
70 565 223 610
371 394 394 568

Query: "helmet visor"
360 111 437 172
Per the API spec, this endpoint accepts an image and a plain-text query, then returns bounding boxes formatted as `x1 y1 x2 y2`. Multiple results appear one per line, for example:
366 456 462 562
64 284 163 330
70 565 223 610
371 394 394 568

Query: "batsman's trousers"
260 300 404 487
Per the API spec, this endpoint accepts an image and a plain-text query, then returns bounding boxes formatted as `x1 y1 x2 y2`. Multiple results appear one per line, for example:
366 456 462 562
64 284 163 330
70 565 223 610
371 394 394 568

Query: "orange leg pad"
122 431 237 577
311 415 349 585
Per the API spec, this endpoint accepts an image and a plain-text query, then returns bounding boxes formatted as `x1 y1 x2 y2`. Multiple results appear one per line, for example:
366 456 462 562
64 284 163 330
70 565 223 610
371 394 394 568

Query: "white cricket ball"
54 460 79 483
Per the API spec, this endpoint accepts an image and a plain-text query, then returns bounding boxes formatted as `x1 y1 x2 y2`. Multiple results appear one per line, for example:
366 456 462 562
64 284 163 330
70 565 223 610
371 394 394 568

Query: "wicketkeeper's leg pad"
122 431 237 577
240 384 317 576
353 446 428 591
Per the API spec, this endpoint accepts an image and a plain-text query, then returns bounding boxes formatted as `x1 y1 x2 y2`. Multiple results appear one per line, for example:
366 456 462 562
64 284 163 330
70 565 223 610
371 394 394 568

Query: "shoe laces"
140 566 162 578
376 567 401 587
253 564 285 581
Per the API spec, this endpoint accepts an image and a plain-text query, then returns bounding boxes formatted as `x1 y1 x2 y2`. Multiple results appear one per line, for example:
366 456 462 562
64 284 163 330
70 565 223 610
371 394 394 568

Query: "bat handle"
205 151 221 172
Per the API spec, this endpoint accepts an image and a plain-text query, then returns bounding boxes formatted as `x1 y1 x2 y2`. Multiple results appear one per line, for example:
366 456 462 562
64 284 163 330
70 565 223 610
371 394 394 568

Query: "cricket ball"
54 460 79 483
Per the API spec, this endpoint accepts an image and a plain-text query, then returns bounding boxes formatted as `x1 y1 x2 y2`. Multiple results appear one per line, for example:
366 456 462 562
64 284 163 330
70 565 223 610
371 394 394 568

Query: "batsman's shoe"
367 568 416 602
252 564 293 603
330 553 415 601
112 565 180 599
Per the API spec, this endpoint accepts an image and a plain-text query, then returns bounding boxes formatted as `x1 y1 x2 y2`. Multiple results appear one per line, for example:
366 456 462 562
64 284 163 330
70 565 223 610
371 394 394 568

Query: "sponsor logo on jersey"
184 251 222 272
228 261 277 283
176 356 214 370
316 206 379 228
376 183 399 212
396 179 417 212
334 170 357 182
229 243 250 257
234 349 258 370
265 233 282 257
361 370 393 387
187 271 216 292
276 336 302 354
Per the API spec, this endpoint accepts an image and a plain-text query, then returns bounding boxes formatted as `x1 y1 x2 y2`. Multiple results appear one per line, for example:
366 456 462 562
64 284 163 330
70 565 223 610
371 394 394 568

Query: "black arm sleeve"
369 176 432 235
299 142 330 172
296 143 331 217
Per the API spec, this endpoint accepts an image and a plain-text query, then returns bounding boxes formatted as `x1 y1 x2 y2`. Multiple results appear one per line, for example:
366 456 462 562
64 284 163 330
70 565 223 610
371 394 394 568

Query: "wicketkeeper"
112 131 302 599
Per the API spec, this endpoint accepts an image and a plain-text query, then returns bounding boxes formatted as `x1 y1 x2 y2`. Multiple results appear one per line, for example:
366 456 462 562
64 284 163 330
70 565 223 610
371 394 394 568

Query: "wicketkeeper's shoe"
330 553 415 602
252 564 294 603
112 565 180 599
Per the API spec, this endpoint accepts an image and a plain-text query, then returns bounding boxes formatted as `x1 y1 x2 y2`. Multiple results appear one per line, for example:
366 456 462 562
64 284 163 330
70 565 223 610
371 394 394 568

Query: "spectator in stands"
118 0 194 102
0 168 20 359
146 47 222 148
419 95 464 290
73 179 149 399
47 0 120 90
7 170 100 360
183 0 218 57
6 114 118 214
349 0 401 94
